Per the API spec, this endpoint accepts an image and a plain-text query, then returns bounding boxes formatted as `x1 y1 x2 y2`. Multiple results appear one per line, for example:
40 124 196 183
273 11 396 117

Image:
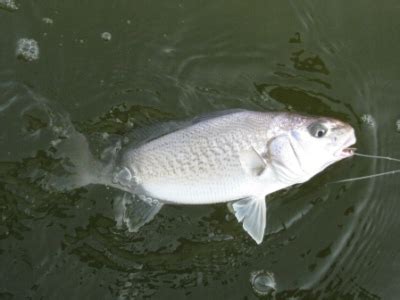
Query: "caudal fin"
36 101 122 192
44 129 110 191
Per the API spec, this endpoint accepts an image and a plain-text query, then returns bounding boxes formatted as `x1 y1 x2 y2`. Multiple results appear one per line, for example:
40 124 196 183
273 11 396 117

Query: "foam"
101 32 112 41
16 38 40 62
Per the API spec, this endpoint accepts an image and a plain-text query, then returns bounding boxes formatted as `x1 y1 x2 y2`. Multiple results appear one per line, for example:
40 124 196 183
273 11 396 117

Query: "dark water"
1 1 400 299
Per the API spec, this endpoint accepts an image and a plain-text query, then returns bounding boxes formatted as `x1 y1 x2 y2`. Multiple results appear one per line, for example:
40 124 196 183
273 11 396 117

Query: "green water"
1 1 400 299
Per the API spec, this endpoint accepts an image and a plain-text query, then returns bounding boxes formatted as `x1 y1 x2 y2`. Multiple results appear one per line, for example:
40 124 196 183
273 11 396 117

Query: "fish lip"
335 134 357 158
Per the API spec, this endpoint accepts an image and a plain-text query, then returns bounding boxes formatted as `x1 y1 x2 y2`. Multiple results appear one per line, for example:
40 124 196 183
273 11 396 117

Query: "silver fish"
52 109 356 244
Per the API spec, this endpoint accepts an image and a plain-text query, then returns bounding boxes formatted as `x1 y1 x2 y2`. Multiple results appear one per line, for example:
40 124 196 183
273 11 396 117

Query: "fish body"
110 110 356 243
121 111 282 204
51 109 356 244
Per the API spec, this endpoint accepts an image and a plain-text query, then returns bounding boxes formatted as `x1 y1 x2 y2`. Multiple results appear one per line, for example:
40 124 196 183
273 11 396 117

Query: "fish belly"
140 174 251 204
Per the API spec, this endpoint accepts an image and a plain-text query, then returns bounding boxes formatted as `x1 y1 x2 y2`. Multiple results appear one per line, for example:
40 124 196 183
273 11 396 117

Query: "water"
1 1 400 299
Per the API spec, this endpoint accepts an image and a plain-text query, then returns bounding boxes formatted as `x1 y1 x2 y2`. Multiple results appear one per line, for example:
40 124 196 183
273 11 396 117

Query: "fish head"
268 114 356 183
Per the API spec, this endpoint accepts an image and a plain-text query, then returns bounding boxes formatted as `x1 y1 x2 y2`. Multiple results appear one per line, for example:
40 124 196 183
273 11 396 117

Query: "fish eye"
308 122 328 138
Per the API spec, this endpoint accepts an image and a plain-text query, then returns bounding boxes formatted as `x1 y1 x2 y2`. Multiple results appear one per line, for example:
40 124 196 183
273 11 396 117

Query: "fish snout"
333 125 357 158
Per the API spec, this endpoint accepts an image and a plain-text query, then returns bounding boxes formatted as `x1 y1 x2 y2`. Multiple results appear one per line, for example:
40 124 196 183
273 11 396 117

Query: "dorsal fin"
126 120 188 147
190 109 248 124
125 109 250 148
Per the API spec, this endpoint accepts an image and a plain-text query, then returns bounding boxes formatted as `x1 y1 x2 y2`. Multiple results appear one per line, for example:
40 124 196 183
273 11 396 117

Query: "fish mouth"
335 134 357 158
341 147 356 157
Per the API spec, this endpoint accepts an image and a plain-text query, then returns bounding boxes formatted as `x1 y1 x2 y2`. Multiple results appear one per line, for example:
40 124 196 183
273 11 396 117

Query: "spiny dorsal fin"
190 109 248 124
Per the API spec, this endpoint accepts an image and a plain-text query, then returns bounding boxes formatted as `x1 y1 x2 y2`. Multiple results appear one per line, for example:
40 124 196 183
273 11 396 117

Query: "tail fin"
39 102 123 192
44 129 112 191
44 116 141 193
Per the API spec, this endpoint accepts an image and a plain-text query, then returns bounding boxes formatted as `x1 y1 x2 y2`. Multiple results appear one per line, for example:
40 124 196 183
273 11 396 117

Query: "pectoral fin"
232 196 267 244
239 147 267 176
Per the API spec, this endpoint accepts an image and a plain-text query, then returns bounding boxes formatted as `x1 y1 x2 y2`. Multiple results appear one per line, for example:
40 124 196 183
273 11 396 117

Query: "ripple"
284 1 387 295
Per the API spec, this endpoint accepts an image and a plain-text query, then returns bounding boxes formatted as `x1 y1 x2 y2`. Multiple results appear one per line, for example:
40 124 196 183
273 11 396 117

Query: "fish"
49 109 356 244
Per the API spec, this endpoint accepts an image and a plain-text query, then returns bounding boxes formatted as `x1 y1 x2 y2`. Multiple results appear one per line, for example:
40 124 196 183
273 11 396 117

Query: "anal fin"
232 196 267 244
114 193 163 232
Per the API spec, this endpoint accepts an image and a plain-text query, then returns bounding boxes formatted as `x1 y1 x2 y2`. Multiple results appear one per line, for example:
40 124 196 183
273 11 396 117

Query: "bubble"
50 139 62 147
112 167 132 186
101 32 112 41
16 38 40 62
123 136 130 144
396 119 400 133
42 17 53 24
0 0 18 11
126 120 134 128
361 114 376 127
250 270 277 297
162 47 175 54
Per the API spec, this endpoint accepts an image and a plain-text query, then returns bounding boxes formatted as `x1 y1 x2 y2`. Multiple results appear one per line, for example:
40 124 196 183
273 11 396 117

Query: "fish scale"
125 112 270 203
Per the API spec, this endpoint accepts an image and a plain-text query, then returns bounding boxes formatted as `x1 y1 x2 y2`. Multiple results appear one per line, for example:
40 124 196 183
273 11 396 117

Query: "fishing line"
329 152 400 184
330 169 400 184
353 152 400 163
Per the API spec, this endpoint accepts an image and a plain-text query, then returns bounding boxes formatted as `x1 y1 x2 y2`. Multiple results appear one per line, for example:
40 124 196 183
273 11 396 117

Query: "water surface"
1 1 400 299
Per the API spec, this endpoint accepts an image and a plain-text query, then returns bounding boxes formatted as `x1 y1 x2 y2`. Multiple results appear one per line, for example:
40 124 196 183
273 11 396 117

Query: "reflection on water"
1 0 400 299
